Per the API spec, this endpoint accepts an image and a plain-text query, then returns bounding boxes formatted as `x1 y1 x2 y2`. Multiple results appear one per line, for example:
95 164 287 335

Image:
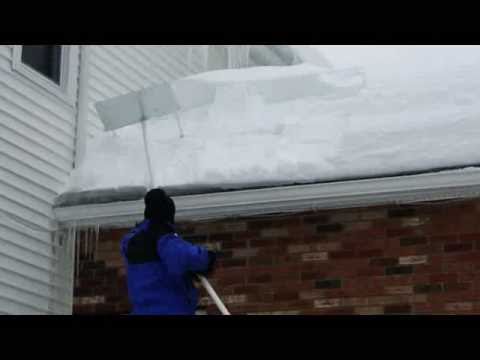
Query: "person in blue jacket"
120 188 216 315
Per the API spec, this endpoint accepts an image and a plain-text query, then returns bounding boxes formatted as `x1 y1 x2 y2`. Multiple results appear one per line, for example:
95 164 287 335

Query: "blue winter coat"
120 219 212 315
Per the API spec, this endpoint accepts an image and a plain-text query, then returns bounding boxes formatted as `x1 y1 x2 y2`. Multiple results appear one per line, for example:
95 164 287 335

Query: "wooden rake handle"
197 274 231 315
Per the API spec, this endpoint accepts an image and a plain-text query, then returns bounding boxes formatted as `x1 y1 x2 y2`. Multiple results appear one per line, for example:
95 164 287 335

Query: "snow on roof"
61 46 480 201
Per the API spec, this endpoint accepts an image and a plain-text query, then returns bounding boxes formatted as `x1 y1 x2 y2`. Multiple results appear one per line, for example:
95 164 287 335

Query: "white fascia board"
54 168 480 228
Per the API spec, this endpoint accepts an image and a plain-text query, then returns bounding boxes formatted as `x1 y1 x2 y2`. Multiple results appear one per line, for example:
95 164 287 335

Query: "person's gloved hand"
205 250 217 275
195 250 217 277
188 251 217 283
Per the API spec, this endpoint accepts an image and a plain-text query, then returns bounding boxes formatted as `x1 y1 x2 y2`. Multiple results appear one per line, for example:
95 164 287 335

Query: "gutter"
54 167 480 228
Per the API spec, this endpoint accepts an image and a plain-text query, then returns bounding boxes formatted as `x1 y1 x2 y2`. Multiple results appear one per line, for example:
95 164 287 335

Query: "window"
21 45 62 84
12 45 76 104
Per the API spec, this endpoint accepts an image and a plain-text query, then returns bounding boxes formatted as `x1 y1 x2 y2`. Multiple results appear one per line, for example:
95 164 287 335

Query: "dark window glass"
21 45 62 84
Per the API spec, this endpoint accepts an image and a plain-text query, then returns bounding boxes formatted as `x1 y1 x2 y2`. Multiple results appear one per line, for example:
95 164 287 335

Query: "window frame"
12 45 76 105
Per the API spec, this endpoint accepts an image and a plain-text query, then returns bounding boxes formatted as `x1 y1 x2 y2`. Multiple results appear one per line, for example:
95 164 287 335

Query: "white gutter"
54 167 480 228
73 45 91 168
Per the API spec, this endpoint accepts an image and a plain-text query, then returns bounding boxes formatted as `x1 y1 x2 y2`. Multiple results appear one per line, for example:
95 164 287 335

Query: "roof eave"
54 168 480 228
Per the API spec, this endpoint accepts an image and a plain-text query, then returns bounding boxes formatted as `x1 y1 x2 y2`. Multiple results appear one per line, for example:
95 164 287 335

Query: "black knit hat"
144 188 175 224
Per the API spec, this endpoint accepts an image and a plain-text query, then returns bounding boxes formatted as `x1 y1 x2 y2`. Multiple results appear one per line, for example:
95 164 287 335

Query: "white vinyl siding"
0 45 79 314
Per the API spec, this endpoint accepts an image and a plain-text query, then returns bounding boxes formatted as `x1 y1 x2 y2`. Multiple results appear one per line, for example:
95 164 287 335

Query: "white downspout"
74 45 91 168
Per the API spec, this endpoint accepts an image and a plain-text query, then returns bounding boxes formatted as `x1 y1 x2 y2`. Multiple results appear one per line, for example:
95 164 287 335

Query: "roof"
55 46 480 224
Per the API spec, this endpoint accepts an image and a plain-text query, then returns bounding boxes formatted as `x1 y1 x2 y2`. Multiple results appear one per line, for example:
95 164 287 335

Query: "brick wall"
73 198 480 315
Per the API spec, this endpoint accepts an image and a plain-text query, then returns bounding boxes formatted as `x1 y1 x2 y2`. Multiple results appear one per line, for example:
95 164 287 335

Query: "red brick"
413 303 435 314
220 258 246 268
298 289 326 300
353 227 386 240
271 268 300 282
302 252 328 262
443 283 471 292
232 248 259 258
426 221 459 236
221 239 248 250
314 298 342 308
445 302 474 312
458 215 480 232
303 214 330 225
302 232 337 242
388 208 416 218
95 304 117 314
317 306 356 315
74 203 480 315
368 295 411 306
379 277 412 287
323 289 348 298
273 291 299 302
430 273 458 283
248 256 275 267
260 228 290 238
73 304 96 314
429 235 458 243
300 271 321 281
357 267 386 277
459 233 480 242
343 221 372 232
329 250 355 259
384 304 412 314
248 220 275 231
445 251 480 263
342 297 369 307
429 290 476 303
385 285 414 295
415 242 443 255
399 255 428 265
316 223 344 233
444 262 474 273
247 273 272 284
223 222 248 232
354 306 384 315
217 274 245 287
401 217 430 227
370 257 399 267
444 242 473 252
250 238 277 248
357 249 384 258
287 244 311 253
360 210 387 221
458 272 477 283
234 231 260 241
223 294 248 305
207 233 231 242
329 212 360 223
313 242 342 252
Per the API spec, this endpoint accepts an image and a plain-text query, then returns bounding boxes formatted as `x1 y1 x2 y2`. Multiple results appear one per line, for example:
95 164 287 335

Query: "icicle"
95 225 100 259
244 45 251 67
227 45 233 69
94 227 99 262
226 45 251 69
88 228 92 261
187 46 193 71
87 228 92 261
85 228 90 261
73 223 79 283
85 232 92 261
84 232 88 260
91 228 95 261
202 45 209 71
